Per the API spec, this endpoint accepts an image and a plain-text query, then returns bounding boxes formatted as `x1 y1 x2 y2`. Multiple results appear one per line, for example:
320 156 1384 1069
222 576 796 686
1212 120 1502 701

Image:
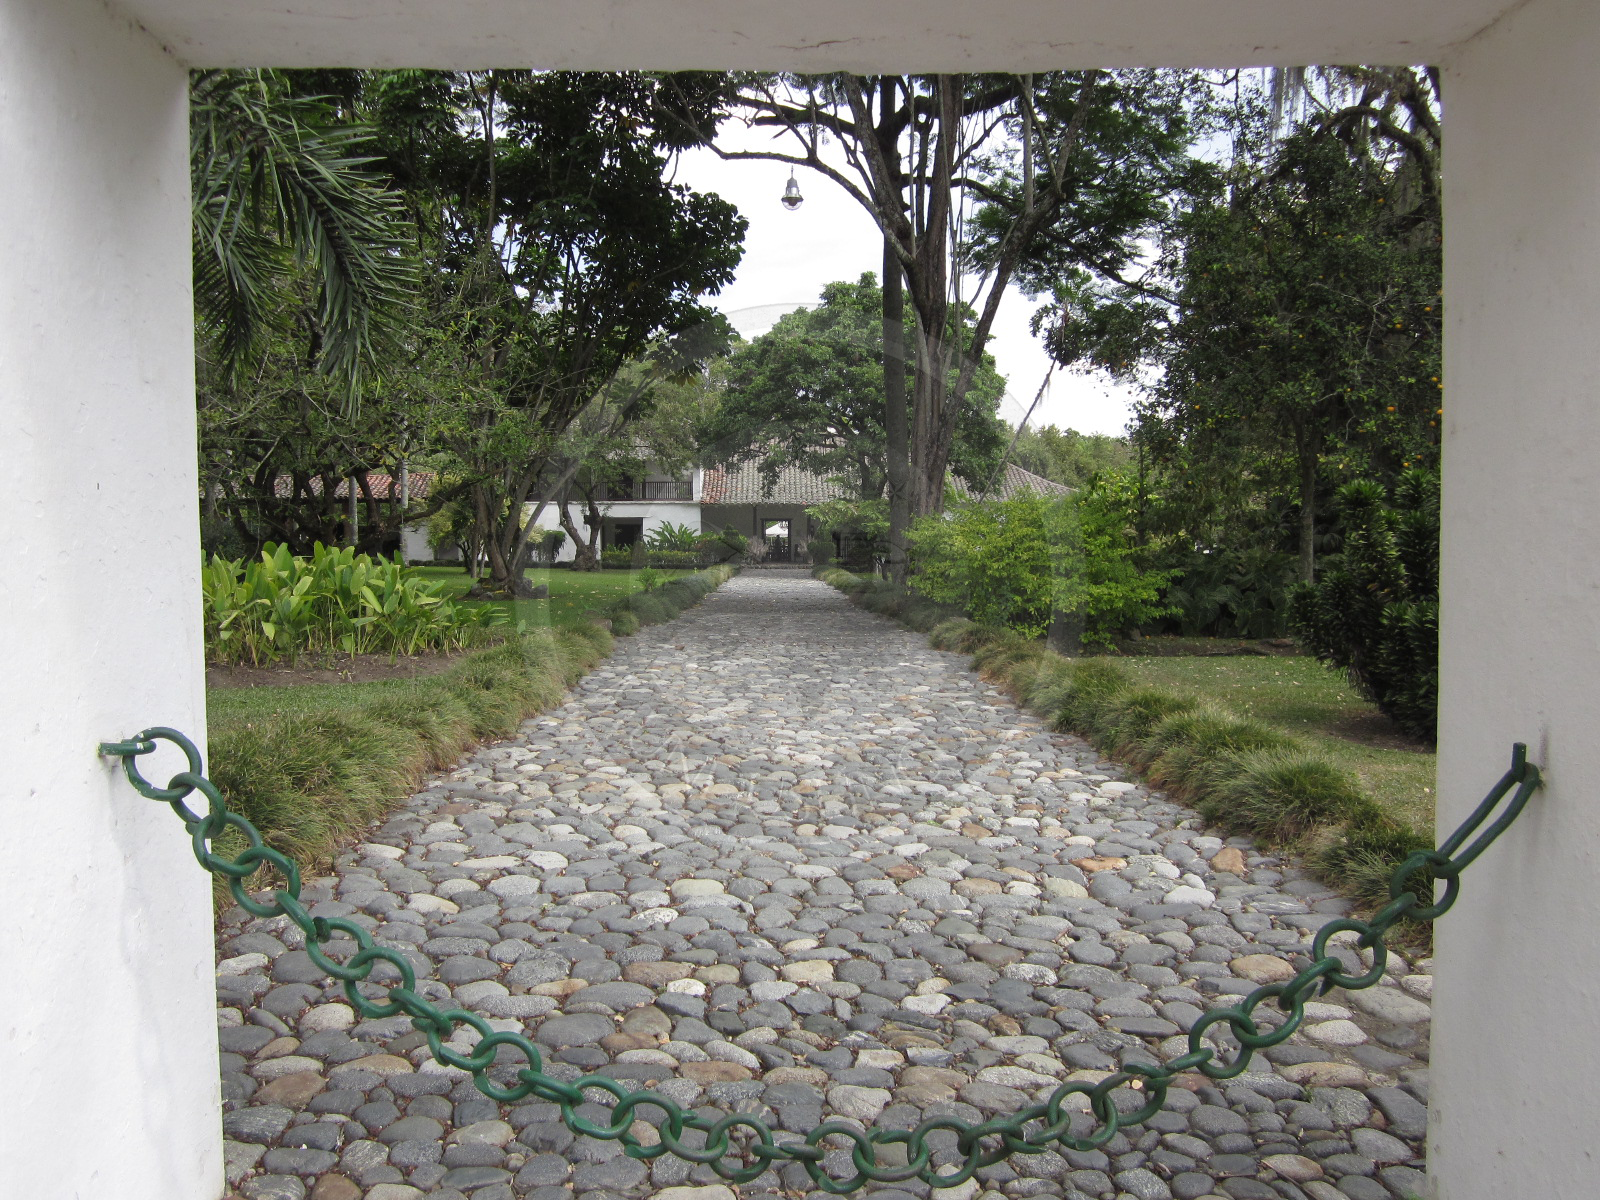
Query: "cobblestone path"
216 573 1433 1200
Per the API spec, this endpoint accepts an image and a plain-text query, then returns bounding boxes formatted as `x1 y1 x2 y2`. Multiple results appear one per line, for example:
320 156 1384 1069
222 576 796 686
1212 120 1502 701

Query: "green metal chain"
99 728 1540 1193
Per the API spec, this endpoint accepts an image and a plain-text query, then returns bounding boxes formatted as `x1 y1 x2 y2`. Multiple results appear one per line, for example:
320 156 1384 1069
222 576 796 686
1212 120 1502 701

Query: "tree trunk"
882 237 911 585
1298 442 1318 583
558 496 596 571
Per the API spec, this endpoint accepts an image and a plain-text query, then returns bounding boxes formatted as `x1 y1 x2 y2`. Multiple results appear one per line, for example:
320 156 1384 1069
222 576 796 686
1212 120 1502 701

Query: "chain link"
100 728 1539 1192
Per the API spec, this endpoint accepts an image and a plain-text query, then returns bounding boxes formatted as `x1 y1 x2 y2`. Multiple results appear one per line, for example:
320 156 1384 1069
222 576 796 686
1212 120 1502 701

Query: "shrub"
1289 469 1438 741
907 482 1173 646
1205 751 1370 841
202 542 507 665
644 521 700 552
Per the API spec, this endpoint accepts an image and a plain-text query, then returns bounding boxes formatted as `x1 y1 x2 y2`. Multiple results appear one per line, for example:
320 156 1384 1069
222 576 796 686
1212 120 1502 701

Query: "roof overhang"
113 0 1517 70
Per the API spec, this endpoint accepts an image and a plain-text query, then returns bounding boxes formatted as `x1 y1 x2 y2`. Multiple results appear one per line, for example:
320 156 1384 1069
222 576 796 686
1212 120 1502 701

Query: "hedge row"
818 567 1431 912
210 565 737 878
598 564 737 635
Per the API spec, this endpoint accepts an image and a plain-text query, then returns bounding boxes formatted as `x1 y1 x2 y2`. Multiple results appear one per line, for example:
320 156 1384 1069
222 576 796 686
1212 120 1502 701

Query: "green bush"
594 564 735 635
1289 468 1438 741
907 482 1173 647
644 521 700 552
1205 751 1370 841
203 542 507 665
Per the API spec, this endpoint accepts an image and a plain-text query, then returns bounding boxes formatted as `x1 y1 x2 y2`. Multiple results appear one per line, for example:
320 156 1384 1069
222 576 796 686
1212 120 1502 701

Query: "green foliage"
635 568 668 591
808 499 889 570
907 481 1173 645
1007 425 1134 489
701 274 1007 499
644 521 700 551
910 496 1057 635
190 69 416 385
1289 469 1439 741
203 543 506 665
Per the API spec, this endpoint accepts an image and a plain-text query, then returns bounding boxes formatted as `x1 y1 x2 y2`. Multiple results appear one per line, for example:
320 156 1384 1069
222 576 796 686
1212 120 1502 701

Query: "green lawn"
1116 653 1437 835
413 565 695 629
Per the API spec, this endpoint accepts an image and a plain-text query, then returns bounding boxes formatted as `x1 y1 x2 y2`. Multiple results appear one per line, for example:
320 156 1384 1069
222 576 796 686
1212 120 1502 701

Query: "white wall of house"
1 3 220 1199
1432 3 1600 1195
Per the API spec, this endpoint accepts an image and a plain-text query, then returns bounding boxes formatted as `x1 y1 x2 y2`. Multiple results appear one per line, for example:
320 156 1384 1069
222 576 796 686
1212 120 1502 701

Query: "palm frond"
191 70 416 387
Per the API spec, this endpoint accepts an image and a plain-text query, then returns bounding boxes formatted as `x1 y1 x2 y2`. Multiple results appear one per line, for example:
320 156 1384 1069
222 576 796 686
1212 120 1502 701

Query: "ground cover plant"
207 564 735 874
819 567 1433 912
203 543 507 665
1117 653 1435 834
412 565 697 630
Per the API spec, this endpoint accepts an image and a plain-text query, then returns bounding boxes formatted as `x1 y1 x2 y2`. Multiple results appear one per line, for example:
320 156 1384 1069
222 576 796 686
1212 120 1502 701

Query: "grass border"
210 565 737 876
816 566 1431 913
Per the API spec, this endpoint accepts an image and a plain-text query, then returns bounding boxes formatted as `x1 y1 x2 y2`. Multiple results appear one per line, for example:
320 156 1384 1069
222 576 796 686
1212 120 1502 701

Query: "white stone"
487 875 541 899
1042 877 1089 899
1306 1019 1369 1047
359 843 405 860
299 1004 355 1033
249 1056 323 1081
666 978 707 995
1401 974 1434 1000
407 892 458 915
636 907 679 925
1001 963 1057 985
1349 985 1431 1025
749 981 798 1002
670 878 726 898
903 993 951 1015
828 1085 891 1120
216 953 268 977
459 855 521 869
781 960 835 984
1163 885 1216 907
525 851 569 871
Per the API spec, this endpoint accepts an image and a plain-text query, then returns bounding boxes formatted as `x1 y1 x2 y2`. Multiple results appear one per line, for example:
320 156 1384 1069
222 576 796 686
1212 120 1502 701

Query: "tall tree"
366 70 745 594
663 70 1202 527
700 274 1007 500
1042 70 1442 583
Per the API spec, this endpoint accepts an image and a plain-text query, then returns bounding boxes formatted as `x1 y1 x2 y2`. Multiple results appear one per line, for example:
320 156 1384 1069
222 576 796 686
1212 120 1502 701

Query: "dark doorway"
764 519 792 562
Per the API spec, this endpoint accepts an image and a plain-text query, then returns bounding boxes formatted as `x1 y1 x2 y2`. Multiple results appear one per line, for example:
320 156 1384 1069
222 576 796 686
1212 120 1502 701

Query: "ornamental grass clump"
204 542 506 665
1205 751 1370 842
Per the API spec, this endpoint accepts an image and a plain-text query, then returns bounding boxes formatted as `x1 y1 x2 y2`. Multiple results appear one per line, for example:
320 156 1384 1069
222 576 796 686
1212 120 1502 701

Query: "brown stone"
622 961 695 986
621 1006 673 1038
601 1031 662 1053
1278 1061 1370 1088
255 1036 302 1060
885 863 922 880
954 878 1003 897
531 979 586 998
679 1061 752 1084
342 1054 413 1077
1231 954 1296 984
254 1071 327 1110
960 823 994 839
900 1066 968 1092
1211 846 1249 874
1076 856 1128 873
988 1015 1022 1036
309 1175 363 1200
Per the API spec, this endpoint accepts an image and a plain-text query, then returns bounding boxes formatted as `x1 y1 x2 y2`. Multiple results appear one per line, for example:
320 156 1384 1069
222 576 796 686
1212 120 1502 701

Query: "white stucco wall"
0 3 219 1199
1432 2 1600 1196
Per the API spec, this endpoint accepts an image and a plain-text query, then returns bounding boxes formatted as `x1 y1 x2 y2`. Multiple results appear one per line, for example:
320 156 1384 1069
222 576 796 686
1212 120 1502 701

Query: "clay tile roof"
951 462 1074 501
699 461 852 506
270 471 434 501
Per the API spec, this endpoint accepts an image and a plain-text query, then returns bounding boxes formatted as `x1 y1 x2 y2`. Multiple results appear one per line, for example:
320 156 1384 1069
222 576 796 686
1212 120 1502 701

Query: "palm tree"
190 70 415 386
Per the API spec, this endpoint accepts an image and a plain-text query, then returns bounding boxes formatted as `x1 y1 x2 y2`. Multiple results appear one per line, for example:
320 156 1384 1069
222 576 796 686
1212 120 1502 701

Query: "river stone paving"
216 572 1433 1200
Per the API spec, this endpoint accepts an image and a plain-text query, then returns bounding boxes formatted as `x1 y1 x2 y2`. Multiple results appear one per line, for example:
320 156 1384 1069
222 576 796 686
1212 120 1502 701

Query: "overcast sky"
672 126 1141 438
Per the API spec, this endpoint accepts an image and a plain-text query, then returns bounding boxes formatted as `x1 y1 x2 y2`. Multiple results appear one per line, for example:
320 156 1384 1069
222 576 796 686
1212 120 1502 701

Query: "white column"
0 3 220 1199
1434 2 1600 1197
